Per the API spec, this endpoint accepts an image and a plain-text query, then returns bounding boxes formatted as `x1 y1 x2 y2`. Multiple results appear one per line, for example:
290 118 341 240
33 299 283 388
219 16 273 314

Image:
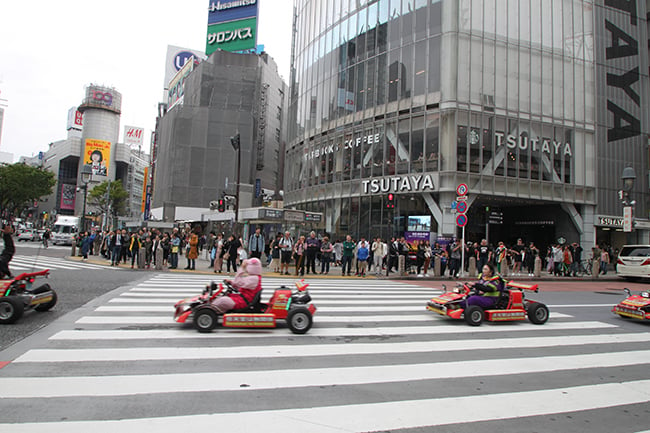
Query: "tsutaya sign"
362 174 435 194
495 131 573 157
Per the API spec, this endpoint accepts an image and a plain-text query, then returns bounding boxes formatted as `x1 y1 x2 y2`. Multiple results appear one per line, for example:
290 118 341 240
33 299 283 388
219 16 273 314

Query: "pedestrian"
269 232 282 273
320 236 333 274
356 238 369 276
372 237 384 275
304 231 321 274
423 240 432 276
341 235 355 276
224 234 241 273
294 235 305 276
110 230 124 266
169 232 180 269
185 230 199 270
278 231 293 275
248 227 265 260
600 247 610 275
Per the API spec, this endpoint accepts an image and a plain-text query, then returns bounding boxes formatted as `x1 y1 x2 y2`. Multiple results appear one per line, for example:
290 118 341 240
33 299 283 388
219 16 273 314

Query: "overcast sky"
0 1 293 162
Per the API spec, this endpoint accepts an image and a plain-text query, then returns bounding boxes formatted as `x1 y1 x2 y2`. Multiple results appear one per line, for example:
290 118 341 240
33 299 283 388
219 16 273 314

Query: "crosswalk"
9 254 118 272
0 275 649 432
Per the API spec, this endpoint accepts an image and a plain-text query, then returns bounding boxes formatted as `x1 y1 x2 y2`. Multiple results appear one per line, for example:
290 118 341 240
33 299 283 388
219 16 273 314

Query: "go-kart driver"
460 262 505 309
210 257 263 313
0 225 15 279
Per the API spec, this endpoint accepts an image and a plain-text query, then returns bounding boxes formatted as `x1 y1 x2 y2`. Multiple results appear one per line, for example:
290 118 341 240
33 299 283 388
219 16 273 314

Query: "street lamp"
80 164 93 231
620 166 636 237
230 133 241 223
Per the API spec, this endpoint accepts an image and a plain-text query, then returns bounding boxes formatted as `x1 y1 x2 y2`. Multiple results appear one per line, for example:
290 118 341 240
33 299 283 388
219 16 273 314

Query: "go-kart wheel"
286 307 313 334
193 307 219 333
464 305 484 326
0 296 25 324
527 303 549 325
33 284 58 312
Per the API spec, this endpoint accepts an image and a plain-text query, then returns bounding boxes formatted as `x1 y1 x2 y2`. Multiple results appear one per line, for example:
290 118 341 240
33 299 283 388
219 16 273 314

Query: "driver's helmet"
244 258 262 276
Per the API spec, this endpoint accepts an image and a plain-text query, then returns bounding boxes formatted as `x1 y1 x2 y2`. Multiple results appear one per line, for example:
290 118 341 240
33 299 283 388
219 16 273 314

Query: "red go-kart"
174 279 316 334
0 269 57 324
612 288 650 321
426 280 549 326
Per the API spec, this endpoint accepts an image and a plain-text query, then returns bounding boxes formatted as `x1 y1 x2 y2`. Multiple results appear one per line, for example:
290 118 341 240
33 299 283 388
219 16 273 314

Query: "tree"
0 163 56 219
87 180 129 227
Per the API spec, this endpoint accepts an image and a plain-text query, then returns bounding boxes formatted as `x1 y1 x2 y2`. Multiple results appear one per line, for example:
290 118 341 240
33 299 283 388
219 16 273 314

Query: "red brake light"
641 259 650 266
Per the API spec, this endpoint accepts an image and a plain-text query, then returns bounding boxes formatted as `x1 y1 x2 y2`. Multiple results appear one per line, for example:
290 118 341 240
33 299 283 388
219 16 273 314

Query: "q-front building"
285 0 650 250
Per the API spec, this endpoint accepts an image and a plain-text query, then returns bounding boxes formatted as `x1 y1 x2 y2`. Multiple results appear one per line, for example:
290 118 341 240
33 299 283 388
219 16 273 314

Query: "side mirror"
624 288 632 297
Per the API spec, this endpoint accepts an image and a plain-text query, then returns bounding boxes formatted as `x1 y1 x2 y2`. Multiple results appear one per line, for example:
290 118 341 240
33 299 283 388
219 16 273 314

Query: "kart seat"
231 290 265 313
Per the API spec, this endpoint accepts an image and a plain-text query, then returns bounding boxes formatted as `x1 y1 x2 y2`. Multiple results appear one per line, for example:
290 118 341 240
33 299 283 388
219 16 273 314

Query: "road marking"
7 379 650 433
3 351 650 398
51 321 616 341
22 333 649 363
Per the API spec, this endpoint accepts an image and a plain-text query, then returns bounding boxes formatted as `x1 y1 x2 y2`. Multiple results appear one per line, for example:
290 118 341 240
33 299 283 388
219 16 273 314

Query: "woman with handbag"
224 234 241 273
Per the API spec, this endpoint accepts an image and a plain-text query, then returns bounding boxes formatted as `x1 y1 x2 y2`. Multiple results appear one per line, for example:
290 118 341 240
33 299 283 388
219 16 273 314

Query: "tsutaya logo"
494 131 572 157
362 174 435 194
209 0 256 11
303 133 382 161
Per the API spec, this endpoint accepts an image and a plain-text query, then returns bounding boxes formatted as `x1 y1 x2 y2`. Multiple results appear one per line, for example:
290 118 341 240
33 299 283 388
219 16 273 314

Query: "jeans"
112 246 122 265
170 253 178 269
320 256 330 273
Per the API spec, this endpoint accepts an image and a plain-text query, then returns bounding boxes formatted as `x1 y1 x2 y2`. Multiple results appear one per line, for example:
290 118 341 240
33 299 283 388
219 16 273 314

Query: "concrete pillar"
534 256 542 278
155 248 163 270
71 243 76 257
138 247 146 269
398 255 405 276
434 256 441 276
592 247 600 279
469 257 477 278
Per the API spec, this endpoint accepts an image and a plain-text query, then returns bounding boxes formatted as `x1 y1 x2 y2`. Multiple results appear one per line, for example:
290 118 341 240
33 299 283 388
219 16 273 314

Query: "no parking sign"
456 214 467 227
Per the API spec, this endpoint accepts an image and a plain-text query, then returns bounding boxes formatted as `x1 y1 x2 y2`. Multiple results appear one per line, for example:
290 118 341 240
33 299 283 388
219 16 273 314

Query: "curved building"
286 0 649 249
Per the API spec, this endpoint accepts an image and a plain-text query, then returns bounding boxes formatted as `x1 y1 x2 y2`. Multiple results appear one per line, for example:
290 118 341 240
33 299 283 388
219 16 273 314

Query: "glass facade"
286 0 647 249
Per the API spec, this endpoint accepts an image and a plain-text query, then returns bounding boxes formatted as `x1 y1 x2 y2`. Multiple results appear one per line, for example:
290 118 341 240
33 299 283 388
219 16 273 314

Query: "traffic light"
386 193 395 209
218 199 225 212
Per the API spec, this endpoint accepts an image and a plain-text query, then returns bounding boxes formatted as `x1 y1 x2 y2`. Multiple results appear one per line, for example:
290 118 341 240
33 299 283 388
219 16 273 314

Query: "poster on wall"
60 184 76 210
84 139 111 176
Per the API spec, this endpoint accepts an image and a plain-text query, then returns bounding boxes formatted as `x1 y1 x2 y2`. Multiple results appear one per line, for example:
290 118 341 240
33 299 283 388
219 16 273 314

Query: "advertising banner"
124 126 144 147
206 17 257 55
60 184 76 210
163 45 204 90
208 0 258 25
66 107 83 131
84 139 111 176
167 57 195 109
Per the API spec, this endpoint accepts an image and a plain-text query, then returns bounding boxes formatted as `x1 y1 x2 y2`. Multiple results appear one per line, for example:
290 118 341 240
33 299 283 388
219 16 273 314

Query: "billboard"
67 107 83 131
206 0 259 56
124 126 145 147
167 57 195 109
80 85 122 114
83 139 111 177
60 184 76 211
163 45 204 91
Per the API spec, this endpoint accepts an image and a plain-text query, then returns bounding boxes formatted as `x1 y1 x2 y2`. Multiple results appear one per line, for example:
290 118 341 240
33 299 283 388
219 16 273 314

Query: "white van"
51 216 80 246
616 245 650 280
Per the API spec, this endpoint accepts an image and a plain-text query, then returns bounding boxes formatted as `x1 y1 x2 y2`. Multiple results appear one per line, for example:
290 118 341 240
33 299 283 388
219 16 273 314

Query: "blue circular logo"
173 51 196 71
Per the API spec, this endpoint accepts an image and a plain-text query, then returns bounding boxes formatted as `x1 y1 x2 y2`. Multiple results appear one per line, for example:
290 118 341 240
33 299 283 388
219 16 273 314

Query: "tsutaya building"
285 0 650 250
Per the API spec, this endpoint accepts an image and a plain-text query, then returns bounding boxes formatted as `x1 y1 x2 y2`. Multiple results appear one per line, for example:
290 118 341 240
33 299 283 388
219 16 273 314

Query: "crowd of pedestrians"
74 226 617 278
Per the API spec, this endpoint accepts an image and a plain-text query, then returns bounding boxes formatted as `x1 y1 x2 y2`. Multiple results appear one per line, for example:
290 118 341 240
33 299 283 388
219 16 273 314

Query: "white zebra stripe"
2 351 649 398
19 333 649 363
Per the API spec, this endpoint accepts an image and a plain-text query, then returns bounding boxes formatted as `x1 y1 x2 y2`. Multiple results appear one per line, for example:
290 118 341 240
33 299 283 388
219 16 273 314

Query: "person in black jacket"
0 225 16 278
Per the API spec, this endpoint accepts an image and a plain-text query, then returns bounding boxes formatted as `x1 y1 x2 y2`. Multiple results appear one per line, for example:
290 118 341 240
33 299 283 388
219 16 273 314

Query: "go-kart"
426 280 549 326
174 279 316 334
612 288 650 321
0 269 57 324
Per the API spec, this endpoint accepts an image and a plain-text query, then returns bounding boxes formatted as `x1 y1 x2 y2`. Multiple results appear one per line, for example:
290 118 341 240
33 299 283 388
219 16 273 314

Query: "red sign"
457 183 468 196
456 201 468 214
456 214 468 227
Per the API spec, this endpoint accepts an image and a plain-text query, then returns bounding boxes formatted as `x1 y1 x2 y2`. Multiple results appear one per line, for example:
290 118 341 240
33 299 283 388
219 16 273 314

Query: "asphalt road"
0 243 144 350
1 262 650 432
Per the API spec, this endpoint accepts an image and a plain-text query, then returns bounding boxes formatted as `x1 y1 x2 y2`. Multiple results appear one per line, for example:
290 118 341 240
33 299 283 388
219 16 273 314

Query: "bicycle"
574 258 592 277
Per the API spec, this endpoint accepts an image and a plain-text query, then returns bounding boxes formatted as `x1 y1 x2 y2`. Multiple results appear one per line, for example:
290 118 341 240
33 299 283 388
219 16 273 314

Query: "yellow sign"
84 139 111 176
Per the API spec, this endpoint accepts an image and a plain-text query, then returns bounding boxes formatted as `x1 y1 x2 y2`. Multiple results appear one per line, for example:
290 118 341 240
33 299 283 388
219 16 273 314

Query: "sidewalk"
68 251 621 282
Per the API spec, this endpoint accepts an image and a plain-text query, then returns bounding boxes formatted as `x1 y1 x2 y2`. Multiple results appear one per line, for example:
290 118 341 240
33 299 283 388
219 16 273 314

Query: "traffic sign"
456 183 468 196
456 214 468 227
451 201 457 209
456 201 468 214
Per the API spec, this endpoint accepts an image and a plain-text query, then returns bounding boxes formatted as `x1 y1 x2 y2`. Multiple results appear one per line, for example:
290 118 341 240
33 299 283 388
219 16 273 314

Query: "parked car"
616 245 650 280
17 229 36 242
